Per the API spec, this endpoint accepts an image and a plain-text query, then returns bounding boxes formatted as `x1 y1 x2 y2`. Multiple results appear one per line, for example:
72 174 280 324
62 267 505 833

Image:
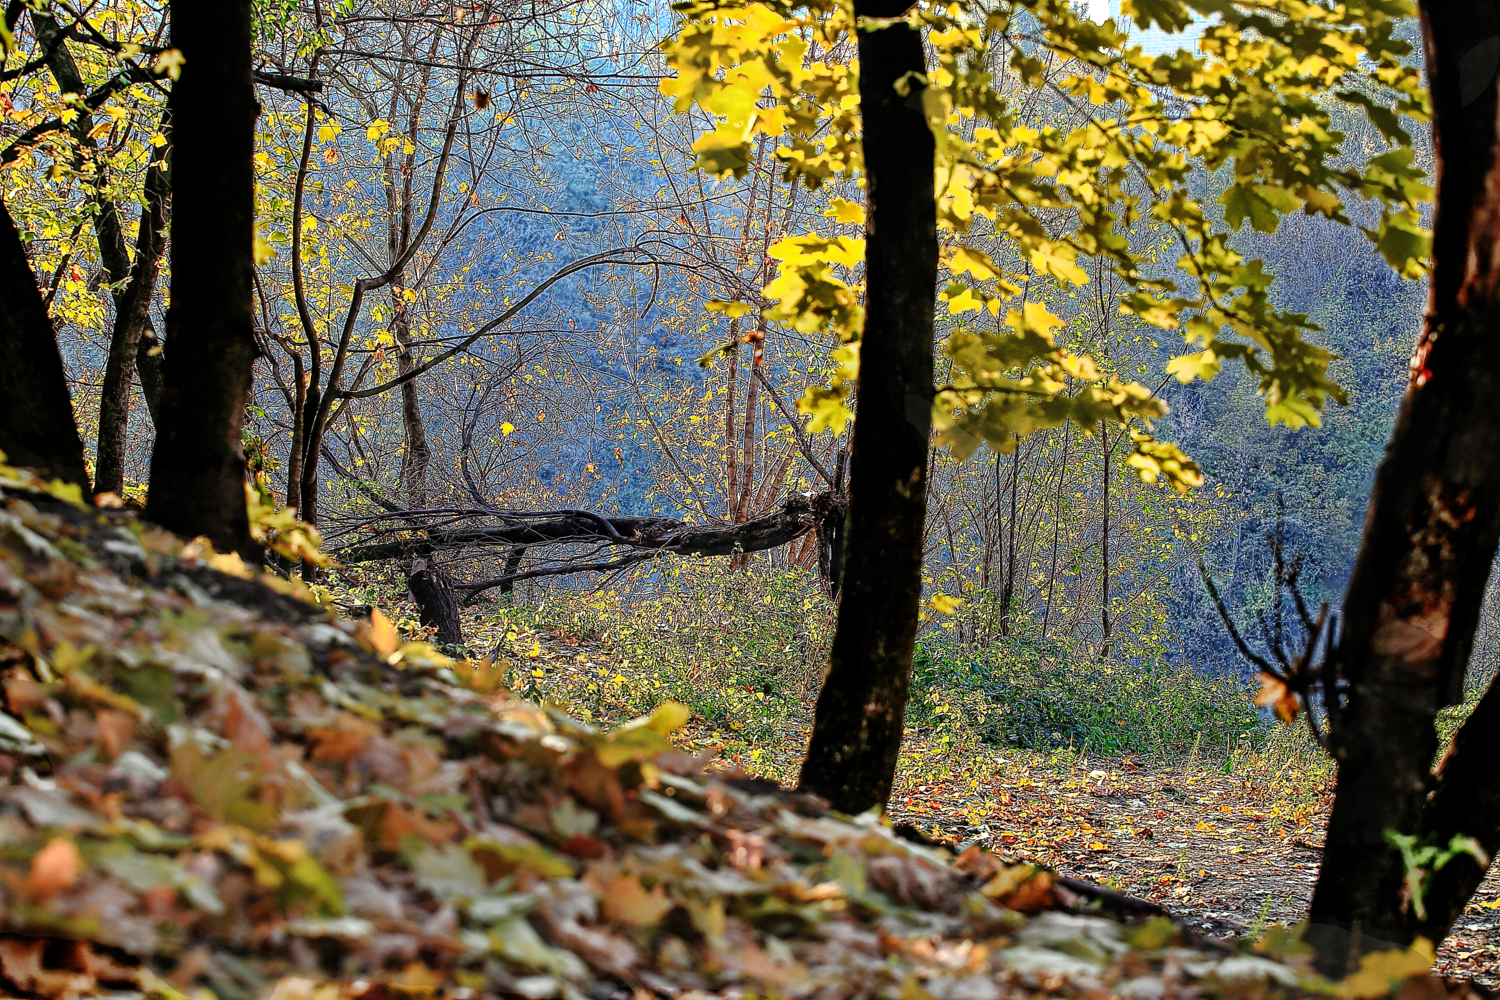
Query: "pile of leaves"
0 469 1474 1000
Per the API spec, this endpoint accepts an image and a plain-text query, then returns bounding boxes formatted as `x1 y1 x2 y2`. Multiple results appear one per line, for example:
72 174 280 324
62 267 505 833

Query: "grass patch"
907 620 1267 761
450 562 1318 782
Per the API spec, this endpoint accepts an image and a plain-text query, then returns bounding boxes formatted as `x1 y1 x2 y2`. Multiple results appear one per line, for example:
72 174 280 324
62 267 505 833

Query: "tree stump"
408 557 463 648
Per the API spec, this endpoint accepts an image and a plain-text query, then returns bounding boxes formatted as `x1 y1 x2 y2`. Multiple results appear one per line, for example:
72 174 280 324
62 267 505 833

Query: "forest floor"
481 612 1500 990
713 724 1500 989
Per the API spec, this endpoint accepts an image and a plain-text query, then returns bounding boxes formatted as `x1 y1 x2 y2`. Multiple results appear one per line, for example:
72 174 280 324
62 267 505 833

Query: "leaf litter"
0 469 1486 1000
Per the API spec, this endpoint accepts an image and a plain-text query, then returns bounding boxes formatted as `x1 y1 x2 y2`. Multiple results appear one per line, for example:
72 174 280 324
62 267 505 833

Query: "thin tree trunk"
797 0 936 814
1100 421 1111 660
389 51 435 511
725 338 740 519
1042 425 1069 639
1307 0 1500 966
393 293 430 507
999 443 1019 635
0 201 90 487
733 328 763 569
146 0 258 557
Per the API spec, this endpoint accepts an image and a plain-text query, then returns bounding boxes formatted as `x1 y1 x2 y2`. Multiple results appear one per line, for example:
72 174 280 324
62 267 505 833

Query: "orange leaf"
1253 672 1288 709
368 608 400 657
603 874 673 927
27 837 81 898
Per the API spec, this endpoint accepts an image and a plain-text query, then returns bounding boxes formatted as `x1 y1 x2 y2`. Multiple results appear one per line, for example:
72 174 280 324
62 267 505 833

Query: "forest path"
477 616 1500 987
879 747 1500 988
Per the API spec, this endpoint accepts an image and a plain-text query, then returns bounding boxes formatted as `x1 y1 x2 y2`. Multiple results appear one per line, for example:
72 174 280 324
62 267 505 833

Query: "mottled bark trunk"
1307 0 1500 966
796 0 936 815
409 557 463 647
146 0 258 558
0 202 89 487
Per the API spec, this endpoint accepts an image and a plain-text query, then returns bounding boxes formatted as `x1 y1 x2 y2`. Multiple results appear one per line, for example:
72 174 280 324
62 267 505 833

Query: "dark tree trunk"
813 489 847 600
136 334 165 426
796 0 936 815
146 0 258 557
1409 676 1500 942
35 11 170 495
1307 0 1500 967
95 130 171 496
499 547 525 596
409 558 464 647
0 202 90 488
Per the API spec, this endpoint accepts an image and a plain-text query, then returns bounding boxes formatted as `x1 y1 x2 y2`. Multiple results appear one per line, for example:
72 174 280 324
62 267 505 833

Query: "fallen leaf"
27 837 81 898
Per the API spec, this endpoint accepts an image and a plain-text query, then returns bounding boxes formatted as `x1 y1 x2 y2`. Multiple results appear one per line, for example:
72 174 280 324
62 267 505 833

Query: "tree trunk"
136 334 165 426
1306 0 1500 967
409 557 464 647
1042 425 1068 639
95 129 171 496
796 0 936 815
1099 421 1111 660
813 489 848 600
0 201 90 488
393 293 431 508
35 11 170 495
1407 675 1500 943
146 0 258 558
499 547 525 596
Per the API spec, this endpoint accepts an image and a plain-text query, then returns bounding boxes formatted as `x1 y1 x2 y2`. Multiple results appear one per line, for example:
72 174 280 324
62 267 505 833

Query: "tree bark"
0 202 90 488
1099 421 1111 660
409 557 463 647
813 489 847 599
34 11 170 494
796 1 936 815
146 0 258 557
1306 0 1500 966
393 294 431 509
1407 674 1500 943
95 129 171 496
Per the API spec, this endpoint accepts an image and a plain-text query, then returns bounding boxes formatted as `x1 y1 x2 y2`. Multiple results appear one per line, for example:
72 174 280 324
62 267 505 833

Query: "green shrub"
909 616 1267 761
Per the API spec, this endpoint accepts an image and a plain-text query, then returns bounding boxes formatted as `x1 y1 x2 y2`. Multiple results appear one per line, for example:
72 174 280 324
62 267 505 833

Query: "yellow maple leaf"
823 197 865 226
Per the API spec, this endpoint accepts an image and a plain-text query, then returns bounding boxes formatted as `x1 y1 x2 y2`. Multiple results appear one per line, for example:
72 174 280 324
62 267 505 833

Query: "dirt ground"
489 620 1499 987
883 753 1500 987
